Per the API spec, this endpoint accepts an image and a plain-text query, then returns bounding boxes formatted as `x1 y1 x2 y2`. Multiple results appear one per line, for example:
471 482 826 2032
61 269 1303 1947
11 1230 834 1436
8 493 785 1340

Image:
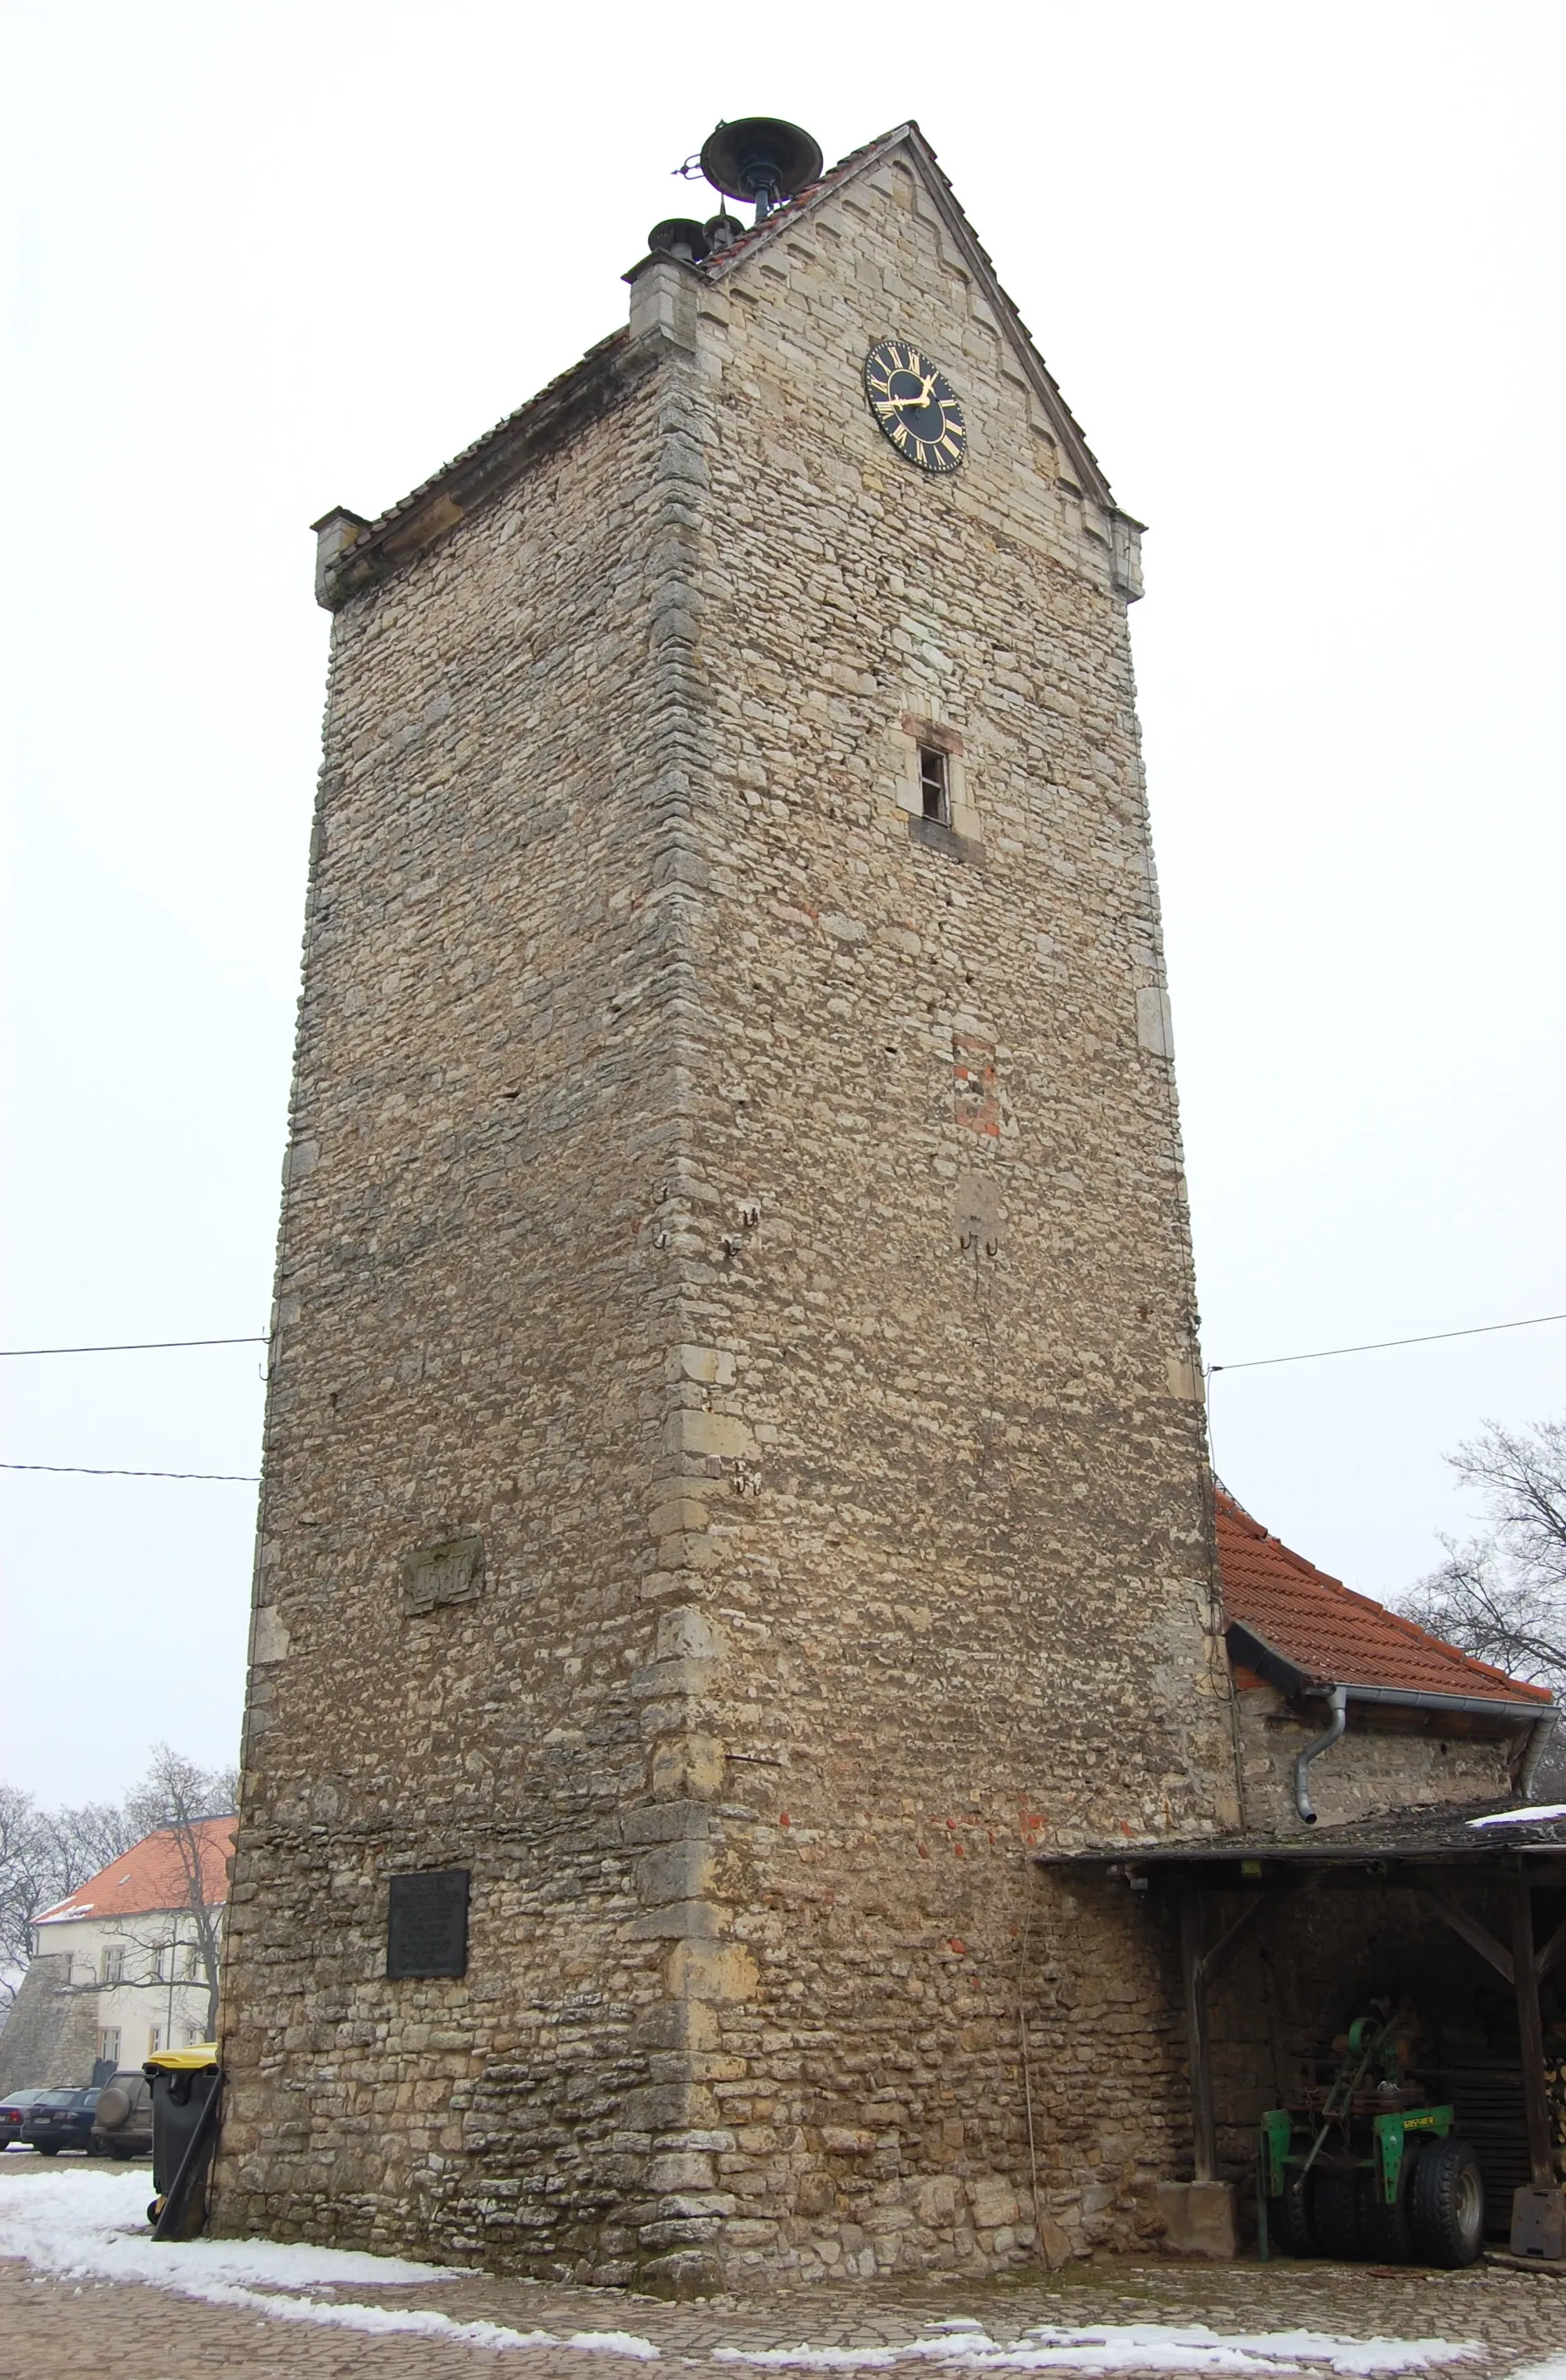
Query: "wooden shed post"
1179 1890 1218 2184
1511 1869 1556 2188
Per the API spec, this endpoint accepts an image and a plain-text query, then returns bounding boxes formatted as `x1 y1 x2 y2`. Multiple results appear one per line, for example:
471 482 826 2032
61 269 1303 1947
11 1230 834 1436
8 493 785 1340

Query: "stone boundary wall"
0 1955 99 2096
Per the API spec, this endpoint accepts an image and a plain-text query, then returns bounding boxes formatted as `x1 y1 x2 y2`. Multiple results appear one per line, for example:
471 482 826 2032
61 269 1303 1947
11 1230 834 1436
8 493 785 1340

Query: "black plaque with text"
386 1869 469 1978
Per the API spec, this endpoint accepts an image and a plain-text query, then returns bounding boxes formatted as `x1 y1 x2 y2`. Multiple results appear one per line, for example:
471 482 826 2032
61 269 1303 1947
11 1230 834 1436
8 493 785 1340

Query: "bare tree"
126 1745 237 2039
0 1789 55 2014
1403 1419 1566 1694
35 1802 139 1897
0 1751 235 2029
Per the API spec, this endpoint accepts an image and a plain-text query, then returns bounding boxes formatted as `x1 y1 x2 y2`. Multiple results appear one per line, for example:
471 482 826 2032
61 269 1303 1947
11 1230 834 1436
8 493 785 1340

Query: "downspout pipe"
1519 1708 1559 1800
1294 1685 1348 1825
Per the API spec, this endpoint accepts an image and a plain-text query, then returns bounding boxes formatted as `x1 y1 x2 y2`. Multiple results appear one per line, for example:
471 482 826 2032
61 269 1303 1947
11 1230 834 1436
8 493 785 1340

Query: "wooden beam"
1179 1890 1219 2184
1196 1894 1266 1994
1535 1909 1566 1986
1419 1889 1515 1984
1512 1872 1556 2188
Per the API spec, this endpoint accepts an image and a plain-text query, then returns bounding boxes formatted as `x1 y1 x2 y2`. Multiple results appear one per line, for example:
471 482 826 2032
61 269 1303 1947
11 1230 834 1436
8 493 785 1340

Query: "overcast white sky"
2 1 1562 1808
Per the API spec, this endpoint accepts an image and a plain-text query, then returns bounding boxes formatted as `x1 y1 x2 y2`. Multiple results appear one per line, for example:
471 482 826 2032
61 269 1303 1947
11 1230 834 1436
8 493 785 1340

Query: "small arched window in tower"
919 745 950 827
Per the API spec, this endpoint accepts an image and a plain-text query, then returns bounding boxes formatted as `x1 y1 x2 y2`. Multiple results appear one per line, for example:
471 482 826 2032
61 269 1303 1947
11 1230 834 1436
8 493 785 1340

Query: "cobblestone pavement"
2 2158 1565 2380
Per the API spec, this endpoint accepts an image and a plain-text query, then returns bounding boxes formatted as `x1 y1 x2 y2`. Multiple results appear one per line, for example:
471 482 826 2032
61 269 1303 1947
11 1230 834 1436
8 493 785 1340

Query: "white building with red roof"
0 1818 235 2095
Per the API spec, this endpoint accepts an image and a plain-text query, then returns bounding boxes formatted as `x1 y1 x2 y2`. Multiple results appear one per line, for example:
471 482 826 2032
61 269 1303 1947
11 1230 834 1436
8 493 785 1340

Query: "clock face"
864 339 967 474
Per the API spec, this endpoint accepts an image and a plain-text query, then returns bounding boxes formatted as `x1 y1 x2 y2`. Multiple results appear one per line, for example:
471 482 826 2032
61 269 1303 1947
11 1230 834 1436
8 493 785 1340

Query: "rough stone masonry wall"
0 1954 100 2096
1232 1681 1518 1835
212 345 745 2271
216 136 1244 2289
607 152 1244 2285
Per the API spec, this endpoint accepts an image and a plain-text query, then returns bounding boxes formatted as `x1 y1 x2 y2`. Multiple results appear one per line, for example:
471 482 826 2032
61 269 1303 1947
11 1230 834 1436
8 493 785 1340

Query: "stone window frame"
918 744 951 825
894 713 982 862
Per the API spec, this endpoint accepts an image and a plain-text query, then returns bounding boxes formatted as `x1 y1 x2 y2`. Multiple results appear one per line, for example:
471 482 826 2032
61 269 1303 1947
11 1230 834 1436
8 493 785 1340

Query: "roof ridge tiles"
357 328 631 545
317 116 1125 612
703 121 1115 510
701 124 911 274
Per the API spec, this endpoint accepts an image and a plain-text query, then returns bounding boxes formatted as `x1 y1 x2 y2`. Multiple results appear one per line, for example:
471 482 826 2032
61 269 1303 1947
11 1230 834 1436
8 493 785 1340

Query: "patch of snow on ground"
0 2169 1482 2372
0 2167 469 2292
0 2167 658 2357
1466 1805 1566 1828
145 2282 661 2358
712 2328 1480 2377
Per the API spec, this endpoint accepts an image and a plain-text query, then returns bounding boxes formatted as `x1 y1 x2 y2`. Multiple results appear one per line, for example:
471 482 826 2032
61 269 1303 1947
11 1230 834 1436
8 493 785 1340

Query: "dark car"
89 2070 152 2160
0 2089 53 2148
22 2087 100 2154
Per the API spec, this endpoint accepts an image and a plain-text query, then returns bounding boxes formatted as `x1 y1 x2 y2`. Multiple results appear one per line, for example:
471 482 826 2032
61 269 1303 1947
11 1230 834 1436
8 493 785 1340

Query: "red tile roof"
33 1817 236 1928
1216 1489 1550 1710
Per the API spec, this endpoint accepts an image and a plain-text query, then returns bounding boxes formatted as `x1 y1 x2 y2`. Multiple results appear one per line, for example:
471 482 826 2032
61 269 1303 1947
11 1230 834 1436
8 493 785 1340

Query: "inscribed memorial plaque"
401 1535 485 1615
386 1869 469 1978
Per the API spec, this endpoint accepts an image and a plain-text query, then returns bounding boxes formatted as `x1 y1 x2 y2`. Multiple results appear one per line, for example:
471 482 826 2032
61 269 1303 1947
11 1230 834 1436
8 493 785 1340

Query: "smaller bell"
646 217 711 264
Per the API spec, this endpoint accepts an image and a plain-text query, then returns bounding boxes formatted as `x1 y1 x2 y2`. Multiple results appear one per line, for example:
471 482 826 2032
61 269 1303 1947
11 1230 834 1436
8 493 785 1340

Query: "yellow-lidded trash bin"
142 2044 222 2240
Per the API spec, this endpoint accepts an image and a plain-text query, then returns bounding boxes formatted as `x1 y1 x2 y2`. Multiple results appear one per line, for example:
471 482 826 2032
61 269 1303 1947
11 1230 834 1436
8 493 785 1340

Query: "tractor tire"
1358 2144 1421 2263
1270 2167 1318 2257
1312 2166 1364 2261
1409 2136 1485 2268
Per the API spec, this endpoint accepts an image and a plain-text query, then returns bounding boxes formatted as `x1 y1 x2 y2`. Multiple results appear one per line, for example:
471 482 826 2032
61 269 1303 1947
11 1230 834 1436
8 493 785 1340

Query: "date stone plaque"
386 1869 469 1979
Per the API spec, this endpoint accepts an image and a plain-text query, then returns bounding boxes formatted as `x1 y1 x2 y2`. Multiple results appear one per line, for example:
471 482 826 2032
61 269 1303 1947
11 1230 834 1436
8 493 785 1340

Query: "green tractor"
1259 2007 1485 2266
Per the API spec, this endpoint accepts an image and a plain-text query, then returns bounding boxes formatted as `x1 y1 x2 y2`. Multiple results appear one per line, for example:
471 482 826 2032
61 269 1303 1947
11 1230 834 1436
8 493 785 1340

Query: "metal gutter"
1226 1620 1549 1725
1345 1680 1553 1720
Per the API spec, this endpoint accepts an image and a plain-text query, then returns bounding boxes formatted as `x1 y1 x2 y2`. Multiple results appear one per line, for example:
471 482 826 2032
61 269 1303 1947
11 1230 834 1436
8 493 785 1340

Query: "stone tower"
215 118 1240 2286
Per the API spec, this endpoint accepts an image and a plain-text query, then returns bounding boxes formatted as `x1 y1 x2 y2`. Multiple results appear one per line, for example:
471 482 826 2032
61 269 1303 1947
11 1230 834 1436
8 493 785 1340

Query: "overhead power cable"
0 1462 259 1481
1209 1307 1566 1377
3 1309 1562 1481
0 1335 267 1357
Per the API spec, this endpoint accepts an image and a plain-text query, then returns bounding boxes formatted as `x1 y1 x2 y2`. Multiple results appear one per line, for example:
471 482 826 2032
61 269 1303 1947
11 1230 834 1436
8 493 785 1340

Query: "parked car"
0 2089 54 2148
22 2088 100 2154
89 2070 152 2160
